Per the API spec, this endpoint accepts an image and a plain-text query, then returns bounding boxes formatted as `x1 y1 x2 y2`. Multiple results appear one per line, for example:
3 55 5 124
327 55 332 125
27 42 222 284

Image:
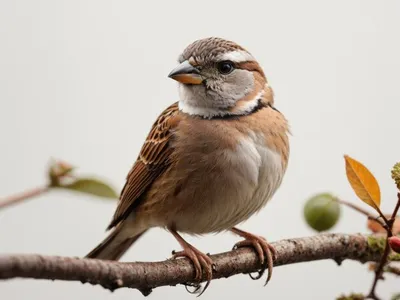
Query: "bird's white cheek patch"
179 100 226 119
178 85 235 119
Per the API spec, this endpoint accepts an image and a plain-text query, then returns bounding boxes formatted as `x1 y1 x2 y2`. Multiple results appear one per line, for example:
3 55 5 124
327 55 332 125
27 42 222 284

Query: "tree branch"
0 233 386 296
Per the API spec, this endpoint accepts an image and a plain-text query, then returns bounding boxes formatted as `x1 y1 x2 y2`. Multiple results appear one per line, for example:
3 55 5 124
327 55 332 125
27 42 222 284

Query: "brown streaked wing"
107 102 180 229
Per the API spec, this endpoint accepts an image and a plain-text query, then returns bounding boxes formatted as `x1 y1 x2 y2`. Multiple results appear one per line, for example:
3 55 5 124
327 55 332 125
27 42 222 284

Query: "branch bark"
0 233 385 296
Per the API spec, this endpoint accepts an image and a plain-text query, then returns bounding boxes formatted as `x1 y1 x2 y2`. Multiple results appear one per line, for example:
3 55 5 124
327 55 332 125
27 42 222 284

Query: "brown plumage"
107 103 179 229
86 37 290 294
179 37 246 63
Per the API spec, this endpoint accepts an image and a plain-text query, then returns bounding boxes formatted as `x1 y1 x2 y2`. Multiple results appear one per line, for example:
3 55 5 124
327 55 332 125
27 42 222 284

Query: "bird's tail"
86 222 146 261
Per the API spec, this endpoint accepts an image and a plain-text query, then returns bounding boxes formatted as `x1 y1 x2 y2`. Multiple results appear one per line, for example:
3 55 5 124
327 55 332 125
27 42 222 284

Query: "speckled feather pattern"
109 104 179 228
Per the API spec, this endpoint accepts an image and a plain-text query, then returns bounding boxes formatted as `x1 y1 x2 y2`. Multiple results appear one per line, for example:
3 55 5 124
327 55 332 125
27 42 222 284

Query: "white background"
1 0 399 299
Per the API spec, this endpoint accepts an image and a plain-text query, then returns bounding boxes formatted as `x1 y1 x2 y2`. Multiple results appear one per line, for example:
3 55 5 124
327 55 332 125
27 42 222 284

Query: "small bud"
57 160 74 174
47 159 75 187
392 162 400 189
388 236 400 254
368 262 377 271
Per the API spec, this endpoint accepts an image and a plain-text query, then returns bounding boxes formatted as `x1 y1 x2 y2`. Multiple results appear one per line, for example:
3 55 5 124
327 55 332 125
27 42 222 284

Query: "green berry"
304 193 341 232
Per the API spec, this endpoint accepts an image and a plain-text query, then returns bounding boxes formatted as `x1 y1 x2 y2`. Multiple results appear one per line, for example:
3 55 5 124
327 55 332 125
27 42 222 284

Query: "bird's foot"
171 246 214 283
170 230 214 295
231 227 276 285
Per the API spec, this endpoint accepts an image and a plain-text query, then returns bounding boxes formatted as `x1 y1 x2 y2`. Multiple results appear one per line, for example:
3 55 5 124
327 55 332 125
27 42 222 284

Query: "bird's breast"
144 109 289 234
227 131 285 219
163 127 286 234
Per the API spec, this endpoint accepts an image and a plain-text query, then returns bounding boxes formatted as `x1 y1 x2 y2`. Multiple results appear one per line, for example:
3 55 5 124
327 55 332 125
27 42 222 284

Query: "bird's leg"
169 229 214 295
231 227 276 285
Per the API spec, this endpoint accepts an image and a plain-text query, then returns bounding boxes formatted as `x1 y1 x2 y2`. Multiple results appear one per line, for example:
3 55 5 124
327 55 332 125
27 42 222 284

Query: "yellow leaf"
344 155 381 210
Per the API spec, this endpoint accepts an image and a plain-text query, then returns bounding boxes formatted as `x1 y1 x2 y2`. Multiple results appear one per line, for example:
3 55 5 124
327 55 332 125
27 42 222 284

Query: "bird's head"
169 37 272 119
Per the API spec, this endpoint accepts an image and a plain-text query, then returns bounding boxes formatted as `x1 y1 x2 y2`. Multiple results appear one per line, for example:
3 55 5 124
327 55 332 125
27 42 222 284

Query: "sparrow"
86 37 290 293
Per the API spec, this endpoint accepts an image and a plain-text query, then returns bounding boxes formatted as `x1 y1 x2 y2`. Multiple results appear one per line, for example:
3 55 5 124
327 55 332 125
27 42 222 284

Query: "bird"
86 37 290 293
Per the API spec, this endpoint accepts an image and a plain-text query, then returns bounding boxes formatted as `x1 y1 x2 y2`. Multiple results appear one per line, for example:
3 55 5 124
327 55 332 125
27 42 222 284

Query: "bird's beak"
168 60 203 85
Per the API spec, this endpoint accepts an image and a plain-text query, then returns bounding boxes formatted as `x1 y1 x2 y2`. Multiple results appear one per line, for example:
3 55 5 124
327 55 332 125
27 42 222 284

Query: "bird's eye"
217 61 234 74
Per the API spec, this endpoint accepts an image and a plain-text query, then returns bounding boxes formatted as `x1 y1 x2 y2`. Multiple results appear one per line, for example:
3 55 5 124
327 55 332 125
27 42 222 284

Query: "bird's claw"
233 234 276 285
170 246 214 296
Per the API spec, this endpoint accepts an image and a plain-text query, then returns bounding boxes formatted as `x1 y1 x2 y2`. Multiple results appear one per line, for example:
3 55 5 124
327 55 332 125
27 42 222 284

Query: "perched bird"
86 37 290 292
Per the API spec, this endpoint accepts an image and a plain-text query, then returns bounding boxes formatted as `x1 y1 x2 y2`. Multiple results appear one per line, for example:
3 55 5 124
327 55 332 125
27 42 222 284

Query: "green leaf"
336 293 365 300
304 193 341 232
60 178 118 199
392 294 400 300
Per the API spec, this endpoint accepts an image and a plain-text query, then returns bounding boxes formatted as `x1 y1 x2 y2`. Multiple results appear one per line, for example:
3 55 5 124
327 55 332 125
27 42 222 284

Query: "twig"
376 207 391 231
370 262 400 277
367 239 391 300
336 199 387 229
0 186 49 210
0 160 77 211
385 264 400 276
366 193 400 300
390 193 400 223
0 234 388 296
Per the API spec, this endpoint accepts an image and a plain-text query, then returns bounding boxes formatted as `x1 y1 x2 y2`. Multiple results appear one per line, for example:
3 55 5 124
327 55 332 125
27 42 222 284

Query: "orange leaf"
344 155 381 210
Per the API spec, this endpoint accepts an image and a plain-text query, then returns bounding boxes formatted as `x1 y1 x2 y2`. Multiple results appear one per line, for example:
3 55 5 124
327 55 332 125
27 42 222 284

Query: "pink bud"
388 236 400 254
